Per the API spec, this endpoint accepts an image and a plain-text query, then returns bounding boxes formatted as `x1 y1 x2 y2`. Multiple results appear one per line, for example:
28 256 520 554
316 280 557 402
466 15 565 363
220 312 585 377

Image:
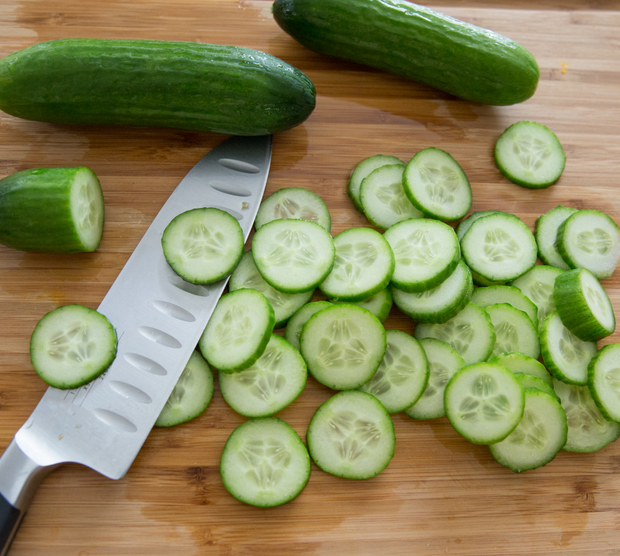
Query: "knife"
0 134 273 555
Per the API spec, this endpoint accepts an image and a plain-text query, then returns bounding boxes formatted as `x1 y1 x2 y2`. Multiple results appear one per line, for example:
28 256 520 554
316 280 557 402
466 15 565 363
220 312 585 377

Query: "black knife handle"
0 493 23 556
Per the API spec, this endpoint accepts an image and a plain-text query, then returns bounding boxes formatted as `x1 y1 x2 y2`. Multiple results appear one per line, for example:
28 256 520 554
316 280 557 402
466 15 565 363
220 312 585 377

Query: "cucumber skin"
0 39 316 135
272 0 539 105
0 167 103 253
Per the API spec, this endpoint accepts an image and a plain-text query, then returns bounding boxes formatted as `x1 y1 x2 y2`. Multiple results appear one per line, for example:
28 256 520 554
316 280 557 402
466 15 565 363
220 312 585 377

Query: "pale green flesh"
457 211 501 242
358 330 429 413
485 303 540 360
219 335 307 417
255 187 331 232
307 391 395 479
489 390 567 472
220 417 311 507
471 285 538 330
445 363 525 445
284 301 333 350
535 205 577 270
347 287 393 322
360 164 423 229
155 351 214 427
229 251 313 328
406 338 465 420
490 352 552 385
580 270 615 331
515 375 558 399
69 168 105 250
511 265 564 327
348 154 404 212
554 379 620 453
588 344 620 422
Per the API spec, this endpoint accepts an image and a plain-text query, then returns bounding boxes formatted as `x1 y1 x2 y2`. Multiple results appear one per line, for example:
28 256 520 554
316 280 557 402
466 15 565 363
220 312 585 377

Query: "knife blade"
0 134 273 555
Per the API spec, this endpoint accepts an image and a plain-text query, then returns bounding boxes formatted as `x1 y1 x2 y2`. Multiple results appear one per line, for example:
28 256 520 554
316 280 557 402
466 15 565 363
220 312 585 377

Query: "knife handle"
0 438 57 555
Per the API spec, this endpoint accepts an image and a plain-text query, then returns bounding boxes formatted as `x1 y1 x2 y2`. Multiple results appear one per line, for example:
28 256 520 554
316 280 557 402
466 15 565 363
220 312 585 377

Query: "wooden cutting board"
1 1 620 554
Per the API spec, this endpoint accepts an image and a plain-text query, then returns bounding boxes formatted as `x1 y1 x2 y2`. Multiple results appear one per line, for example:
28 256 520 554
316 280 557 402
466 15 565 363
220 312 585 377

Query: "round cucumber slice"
220 417 311 507
489 389 567 472
514 374 559 400
405 337 465 420
510 265 565 327
539 311 597 385
358 329 429 413
456 211 502 242
553 379 620 453
30 304 117 389
252 219 335 293
471 284 538 330
307 390 395 479
300 304 387 390
229 250 314 328
319 227 395 302
414 302 496 365
445 363 525 445
403 147 472 221
494 121 566 188
348 154 405 213
161 207 244 285
155 351 214 427
391 259 473 324
557 209 620 279
284 301 333 350
484 303 540 360
359 164 424 229
219 334 307 417
199 288 275 373
384 218 460 292
255 187 331 232
554 268 615 342
587 344 620 422
534 205 578 270
489 352 553 386
461 212 537 282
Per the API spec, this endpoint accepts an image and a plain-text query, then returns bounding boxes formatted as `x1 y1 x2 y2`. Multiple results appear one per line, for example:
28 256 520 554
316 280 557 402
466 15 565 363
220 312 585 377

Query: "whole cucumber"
0 39 316 135
272 0 539 105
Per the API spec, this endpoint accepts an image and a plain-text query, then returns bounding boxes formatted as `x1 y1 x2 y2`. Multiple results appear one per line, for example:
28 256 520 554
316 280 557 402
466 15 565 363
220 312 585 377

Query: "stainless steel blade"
5 134 272 484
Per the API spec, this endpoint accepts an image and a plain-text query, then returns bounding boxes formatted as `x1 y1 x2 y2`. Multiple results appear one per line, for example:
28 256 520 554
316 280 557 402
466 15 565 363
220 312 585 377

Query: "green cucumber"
0 167 104 253
0 39 316 135
272 0 539 105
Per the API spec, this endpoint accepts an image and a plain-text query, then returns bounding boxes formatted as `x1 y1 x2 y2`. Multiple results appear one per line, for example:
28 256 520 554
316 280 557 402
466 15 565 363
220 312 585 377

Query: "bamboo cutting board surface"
1 1 620 554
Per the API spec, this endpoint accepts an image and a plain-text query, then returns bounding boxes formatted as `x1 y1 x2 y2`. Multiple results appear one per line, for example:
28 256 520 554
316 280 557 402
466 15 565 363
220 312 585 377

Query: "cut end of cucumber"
69 167 105 252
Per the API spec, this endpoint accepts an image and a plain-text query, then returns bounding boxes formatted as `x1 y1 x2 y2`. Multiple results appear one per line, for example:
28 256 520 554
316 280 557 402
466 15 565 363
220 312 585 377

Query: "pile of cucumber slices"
26 120 620 509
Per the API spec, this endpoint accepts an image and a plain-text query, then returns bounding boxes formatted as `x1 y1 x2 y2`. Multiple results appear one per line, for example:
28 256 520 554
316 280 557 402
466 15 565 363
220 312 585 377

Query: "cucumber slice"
220 417 311 507
252 219 335 293
494 121 566 188
553 379 620 453
284 301 333 350
456 211 502 242
489 389 567 472
484 303 540 360
515 374 559 400
557 209 620 279
161 207 244 285
359 164 424 229
472 284 538 330
539 311 597 385
405 338 465 420
358 330 429 413
219 334 307 417
348 154 404 213
229 250 314 328
384 218 460 292
319 227 395 302
489 352 553 386
155 351 214 427
587 344 620 422
255 187 331 232
300 304 387 390
554 268 616 342
0 166 105 253
30 304 117 389
534 205 578 270
391 259 473 324
510 265 565 327
199 288 275 373
348 287 393 322
403 147 472 221
461 212 537 282
444 363 525 445
306 390 395 479
414 302 496 365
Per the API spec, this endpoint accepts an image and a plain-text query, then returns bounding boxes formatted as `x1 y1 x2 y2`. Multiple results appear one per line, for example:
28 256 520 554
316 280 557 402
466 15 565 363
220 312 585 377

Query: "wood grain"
1 1 620 554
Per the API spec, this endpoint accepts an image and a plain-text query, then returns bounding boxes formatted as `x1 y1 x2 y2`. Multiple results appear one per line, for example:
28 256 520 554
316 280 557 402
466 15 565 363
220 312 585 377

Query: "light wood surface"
1 1 620 554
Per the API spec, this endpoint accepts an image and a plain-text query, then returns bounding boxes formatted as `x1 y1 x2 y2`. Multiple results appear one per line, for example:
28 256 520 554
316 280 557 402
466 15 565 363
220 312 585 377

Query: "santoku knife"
0 134 273 555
